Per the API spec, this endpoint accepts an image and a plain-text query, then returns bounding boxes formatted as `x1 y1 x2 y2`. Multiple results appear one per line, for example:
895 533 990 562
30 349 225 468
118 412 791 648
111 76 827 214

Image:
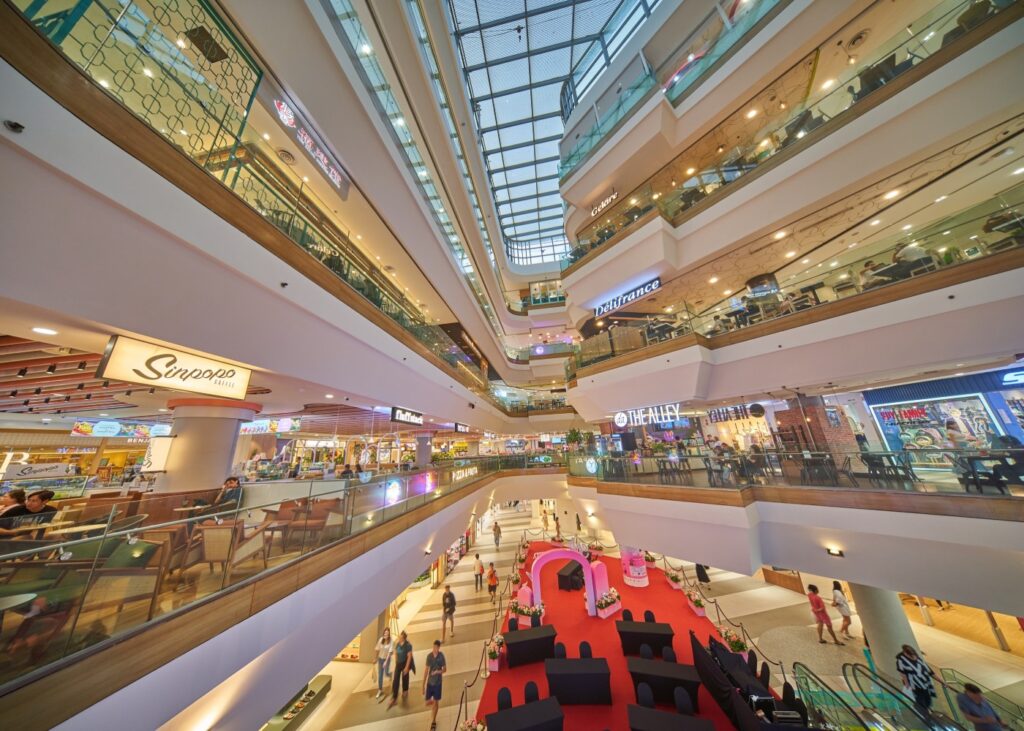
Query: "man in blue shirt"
957 683 1009 731
423 639 446 730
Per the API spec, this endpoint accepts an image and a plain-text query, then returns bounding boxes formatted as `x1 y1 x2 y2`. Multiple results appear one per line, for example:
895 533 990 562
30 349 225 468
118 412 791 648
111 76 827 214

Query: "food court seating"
746 648 757 675
508 617 519 631
622 608 633 621
674 686 695 715
192 522 269 579
662 646 677 662
497 687 513 710
644 610 656 622
524 680 540 703
636 682 655 708
554 642 567 659
579 641 592 658
640 643 654 660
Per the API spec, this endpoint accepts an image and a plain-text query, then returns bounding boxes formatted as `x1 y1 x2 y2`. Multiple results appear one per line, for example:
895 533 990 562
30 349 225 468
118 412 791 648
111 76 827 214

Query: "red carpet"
476 541 737 730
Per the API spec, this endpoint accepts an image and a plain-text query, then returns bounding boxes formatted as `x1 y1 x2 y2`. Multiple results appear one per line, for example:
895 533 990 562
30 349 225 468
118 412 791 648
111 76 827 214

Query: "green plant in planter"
565 428 584 452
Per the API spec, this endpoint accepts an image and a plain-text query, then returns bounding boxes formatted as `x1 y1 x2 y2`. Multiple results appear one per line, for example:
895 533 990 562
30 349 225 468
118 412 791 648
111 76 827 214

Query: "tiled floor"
318 506 534 731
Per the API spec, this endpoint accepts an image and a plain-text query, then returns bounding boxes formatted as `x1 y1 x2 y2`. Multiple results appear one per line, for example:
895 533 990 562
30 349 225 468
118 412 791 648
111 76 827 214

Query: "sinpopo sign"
613 402 682 429
594 278 660 318
98 336 251 400
391 406 424 426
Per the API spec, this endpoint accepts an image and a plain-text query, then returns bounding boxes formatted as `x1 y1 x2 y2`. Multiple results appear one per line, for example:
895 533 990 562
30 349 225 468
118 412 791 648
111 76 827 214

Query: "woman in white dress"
831 581 854 639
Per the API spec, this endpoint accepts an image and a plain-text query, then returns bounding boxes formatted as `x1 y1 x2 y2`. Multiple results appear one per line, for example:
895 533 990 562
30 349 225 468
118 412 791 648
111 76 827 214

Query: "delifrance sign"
590 190 618 218
594 278 661 318
391 406 424 426
613 402 682 429
97 336 251 400
453 422 470 433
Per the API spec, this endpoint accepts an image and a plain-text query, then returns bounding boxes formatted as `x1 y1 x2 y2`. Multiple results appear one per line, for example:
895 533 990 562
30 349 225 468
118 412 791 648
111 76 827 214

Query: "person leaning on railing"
0 490 57 536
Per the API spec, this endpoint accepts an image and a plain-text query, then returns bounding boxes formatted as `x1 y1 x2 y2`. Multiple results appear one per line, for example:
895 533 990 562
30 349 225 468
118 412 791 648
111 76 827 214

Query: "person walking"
423 639 447 730
487 562 498 603
553 514 562 541
373 627 393 701
541 509 549 533
957 682 1010 730
441 584 456 641
807 584 844 645
831 580 855 639
896 644 942 712
492 520 502 548
473 553 484 592
386 631 414 710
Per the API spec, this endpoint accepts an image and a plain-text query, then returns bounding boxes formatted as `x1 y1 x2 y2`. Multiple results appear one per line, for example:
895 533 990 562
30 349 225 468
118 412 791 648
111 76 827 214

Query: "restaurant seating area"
475 539 827 730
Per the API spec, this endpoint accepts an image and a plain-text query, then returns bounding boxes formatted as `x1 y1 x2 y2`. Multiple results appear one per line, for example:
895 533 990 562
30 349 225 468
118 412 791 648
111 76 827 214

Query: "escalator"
844 663 966 730
940 668 1024 731
792 661 872 729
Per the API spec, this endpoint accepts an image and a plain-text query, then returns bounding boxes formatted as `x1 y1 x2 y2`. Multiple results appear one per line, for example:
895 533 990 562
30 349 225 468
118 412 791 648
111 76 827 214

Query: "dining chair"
643 610 656 623
674 686 694 715
662 646 677 663
639 643 653 660
637 682 655 709
579 641 592 658
497 687 513 710
554 642 567 659
524 681 539 703
621 608 633 621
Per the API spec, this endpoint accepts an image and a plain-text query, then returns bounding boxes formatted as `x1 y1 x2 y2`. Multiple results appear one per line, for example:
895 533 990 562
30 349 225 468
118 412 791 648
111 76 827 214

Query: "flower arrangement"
595 587 620 609
511 573 521 585
718 625 748 653
459 720 486 731
686 589 704 608
510 600 544 618
487 644 499 660
493 633 504 647
643 550 656 563
588 541 602 551
666 571 681 583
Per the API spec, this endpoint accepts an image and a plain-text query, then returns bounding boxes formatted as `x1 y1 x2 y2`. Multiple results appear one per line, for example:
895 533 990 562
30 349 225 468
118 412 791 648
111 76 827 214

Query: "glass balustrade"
565 183 1024 374
844 662 964 730
793 661 869 730
0 458 531 690
11 0 493 388
940 668 1024 730
568 448 1024 497
564 0 1017 268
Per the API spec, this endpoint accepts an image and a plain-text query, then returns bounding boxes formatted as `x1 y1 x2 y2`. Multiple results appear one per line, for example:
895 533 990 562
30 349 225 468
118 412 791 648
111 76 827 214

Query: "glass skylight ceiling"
447 0 647 266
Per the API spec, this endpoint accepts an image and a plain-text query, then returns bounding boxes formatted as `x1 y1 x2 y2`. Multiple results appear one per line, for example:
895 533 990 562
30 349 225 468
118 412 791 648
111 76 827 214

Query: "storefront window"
870 394 1003 466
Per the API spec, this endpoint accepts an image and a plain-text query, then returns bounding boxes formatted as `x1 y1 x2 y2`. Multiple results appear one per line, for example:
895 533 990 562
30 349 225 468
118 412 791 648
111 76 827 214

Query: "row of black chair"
507 614 542 631
636 682 695 715
744 647 772 689
638 642 676 663
497 681 541 710
552 640 593 659
621 608 657 622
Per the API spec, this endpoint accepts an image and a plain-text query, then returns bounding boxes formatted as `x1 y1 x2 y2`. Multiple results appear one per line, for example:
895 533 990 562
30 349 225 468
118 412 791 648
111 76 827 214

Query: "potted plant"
486 635 502 673
718 625 748 656
565 428 584 453
686 589 706 617
666 571 683 590
587 541 602 557
594 587 621 619
459 720 486 731
511 573 521 586
643 550 656 568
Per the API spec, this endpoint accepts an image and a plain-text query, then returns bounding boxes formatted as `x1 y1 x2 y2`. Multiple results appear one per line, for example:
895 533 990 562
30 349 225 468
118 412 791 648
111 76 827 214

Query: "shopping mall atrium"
1 0 1023 729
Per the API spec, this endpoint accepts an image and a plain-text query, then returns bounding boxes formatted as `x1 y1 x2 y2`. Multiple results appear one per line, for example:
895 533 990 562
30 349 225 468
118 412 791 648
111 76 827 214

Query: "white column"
153 398 260 493
848 582 919 679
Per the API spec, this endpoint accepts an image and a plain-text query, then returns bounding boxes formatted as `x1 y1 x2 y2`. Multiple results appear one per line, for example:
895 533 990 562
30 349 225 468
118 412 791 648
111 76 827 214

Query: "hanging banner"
141 436 175 473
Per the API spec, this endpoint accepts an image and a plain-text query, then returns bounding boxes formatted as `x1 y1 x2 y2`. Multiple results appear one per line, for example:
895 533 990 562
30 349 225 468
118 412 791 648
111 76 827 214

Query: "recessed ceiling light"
902 224 912 231
934 195 947 203
870 219 881 226
1012 167 1024 175
395 117 405 127
685 167 695 175
943 230 951 235
723 289 732 295
955 372 965 376
99 79 110 89
664 306 674 313
848 242 858 248
773 231 787 240
629 197 638 205
262 132 270 141
785 251 797 258
883 190 900 200
142 67 154 78
325 394 334 399
956 363 965 367
820 78 836 90
32 327 58 335
176 38 187 48
302 176 309 183
360 43 372 55
830 261 839 267
708 276 719 284
99 413 109 417
745 109 758 119
801 258 810 264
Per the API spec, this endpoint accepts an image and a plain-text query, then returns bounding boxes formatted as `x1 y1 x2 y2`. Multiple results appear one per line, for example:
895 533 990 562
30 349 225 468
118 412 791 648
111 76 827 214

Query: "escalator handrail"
940 668 1024 728
792 661 869 727
843 662 967 730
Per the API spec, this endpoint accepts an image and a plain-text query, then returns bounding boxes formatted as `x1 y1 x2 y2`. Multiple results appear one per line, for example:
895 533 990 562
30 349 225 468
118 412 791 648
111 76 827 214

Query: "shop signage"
613 402 681 429
1002 371 1024 386
585 457 598 475
590 190 618 218
240 417 302 435
140 436 174 473
594 278 661 318
3 462 75 481
453 422 470 434
451 466 478 482
71 420 172 439
707 405 756 423
0 452 29 475
391 407 424 426
274 100 345 190
98 336 251 400
385 478 403 506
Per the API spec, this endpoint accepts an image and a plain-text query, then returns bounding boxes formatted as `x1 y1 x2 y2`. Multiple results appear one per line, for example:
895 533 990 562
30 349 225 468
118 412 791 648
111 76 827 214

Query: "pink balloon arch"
528 548 610 616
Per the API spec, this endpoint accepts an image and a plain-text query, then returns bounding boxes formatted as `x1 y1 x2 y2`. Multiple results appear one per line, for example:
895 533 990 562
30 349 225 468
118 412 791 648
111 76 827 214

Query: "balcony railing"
9 0 492 385
0 457 564 693
565 183 1024 379
558 0 785 179
567 448 1024 498
563 0 1020 270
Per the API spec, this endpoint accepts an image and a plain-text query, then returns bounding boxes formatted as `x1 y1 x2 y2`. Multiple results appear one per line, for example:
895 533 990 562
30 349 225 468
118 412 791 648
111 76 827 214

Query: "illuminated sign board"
451 466 479 482
1002 371 1024 386
590 190 618 218
240 417 302 435
274 100 345 190
97 335 251 400
613 402 681 429
71 420 172 439
594 278 661 318
3 462 75 481
585 457 598 475
385 478 403 505
453 422 470 434
391 406 424 426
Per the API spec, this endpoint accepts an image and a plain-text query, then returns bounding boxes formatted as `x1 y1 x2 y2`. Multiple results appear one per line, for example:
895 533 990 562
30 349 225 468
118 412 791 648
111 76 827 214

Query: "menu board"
239 417 302 435
71 421 172 439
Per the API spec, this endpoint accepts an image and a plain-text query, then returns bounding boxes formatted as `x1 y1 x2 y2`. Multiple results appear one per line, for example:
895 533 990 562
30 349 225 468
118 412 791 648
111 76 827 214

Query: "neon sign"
590 190 618 218
274 100 344 190
613 402 681 429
